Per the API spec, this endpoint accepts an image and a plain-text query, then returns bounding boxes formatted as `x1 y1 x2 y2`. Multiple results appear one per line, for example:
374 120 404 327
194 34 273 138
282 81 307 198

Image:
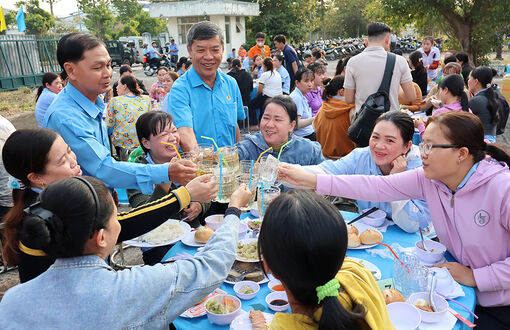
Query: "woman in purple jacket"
279 111 510 329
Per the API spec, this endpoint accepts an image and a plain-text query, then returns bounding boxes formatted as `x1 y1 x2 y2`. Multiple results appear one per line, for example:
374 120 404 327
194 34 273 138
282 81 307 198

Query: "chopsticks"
448 308 477 328
347 207 378 225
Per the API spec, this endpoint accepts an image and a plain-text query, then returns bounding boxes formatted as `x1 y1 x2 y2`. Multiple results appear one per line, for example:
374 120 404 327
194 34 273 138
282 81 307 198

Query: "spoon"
419 228 429 252
429 273 437 312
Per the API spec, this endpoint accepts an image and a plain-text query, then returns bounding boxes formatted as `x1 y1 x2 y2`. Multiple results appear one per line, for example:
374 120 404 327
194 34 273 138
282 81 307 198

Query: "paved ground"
1 59 509 297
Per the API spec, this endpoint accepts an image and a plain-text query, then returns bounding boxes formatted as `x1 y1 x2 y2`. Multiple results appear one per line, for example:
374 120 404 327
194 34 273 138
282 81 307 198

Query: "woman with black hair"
456 52 473 85
408 50 428 96
259 189 393 329
335 56 351 76
107 75 151 158
34 72 63 127
314 75 355 158
1 128 218 282
227 58 253 107
468 67 499 142
0 177 251 328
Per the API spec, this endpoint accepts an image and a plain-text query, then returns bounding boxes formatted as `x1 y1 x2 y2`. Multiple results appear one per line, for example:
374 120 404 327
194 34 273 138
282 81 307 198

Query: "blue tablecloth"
163 211 476 330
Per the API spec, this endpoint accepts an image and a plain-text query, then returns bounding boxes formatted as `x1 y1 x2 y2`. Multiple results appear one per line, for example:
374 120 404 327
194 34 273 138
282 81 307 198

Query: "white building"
149 0 260 59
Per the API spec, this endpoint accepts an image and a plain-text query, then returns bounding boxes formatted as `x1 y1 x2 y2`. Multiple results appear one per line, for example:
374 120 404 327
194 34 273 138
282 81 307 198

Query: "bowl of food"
205 214 248 238
360 208 387 227
408 292 448 323
205 294 242 325
414 240 446 264
265 291 289 312
386 302 421 329
268 279 284 292
205 214 225 231
233 280 260 300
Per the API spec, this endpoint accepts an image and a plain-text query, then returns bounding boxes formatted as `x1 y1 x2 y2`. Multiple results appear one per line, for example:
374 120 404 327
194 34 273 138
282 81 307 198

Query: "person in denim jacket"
236 95 325 167
0 176 251 329
297 111 431 234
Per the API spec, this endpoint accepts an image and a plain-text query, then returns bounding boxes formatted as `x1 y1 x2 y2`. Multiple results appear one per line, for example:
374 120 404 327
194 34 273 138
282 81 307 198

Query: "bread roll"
382 289 405 305
347 224 358 236
360 229 382 245
195 226 214 243
348 232 361 248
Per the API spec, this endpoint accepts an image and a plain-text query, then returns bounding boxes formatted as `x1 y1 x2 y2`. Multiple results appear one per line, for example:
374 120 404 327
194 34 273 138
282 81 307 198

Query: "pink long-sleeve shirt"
316 159 510 307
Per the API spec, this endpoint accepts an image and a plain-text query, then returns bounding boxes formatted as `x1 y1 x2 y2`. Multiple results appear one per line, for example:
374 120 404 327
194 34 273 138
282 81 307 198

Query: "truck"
105 40 135 67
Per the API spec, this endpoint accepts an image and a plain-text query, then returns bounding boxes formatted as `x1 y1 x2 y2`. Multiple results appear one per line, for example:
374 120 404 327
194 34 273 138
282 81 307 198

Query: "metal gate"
0 35 60 91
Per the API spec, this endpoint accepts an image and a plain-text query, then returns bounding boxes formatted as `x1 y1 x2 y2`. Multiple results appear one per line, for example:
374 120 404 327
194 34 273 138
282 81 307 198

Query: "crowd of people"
0 20 508 329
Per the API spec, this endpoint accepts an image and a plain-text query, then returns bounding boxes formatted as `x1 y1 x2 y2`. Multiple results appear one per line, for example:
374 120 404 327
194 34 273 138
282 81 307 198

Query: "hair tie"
316 278 340 303
8 176 26 190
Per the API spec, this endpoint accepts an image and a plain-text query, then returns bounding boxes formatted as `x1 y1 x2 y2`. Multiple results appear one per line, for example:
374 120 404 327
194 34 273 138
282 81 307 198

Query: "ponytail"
460 92 469 112
35 86 44 102
471 66 500 124
484 87 500 124
36 72 61 102
322 76 345 102
319 296 365 330
485 143 510 168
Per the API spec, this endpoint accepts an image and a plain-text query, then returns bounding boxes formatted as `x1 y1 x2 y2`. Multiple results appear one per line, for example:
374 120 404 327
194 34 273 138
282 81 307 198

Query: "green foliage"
133 10 166 37
322 0 369 39
78 0 115 40
16 0 55 36
246 0 312 45
4 11 17 29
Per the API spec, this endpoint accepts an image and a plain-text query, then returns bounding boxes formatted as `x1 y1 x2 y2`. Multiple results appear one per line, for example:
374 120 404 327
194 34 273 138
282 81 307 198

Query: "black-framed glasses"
419 143 461 155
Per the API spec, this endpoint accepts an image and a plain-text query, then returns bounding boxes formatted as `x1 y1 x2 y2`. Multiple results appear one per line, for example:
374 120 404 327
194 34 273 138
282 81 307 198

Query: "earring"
457 159 461 165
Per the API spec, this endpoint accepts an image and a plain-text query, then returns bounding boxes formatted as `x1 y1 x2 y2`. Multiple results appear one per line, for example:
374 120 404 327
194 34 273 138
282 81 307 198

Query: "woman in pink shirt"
415 74 469 138
280 111 510 329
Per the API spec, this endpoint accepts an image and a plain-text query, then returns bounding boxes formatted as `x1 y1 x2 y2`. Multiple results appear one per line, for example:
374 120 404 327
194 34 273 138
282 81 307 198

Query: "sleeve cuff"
315 175 332 195
173 186 191 211
225 207 241 218
151 163 170 183
473 266 496 292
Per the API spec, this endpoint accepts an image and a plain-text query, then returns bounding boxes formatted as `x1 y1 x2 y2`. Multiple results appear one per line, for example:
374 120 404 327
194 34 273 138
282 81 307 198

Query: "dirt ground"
1 59 509 298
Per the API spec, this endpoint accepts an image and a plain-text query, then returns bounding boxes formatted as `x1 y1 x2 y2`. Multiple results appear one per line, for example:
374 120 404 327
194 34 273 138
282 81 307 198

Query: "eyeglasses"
419 143 461 155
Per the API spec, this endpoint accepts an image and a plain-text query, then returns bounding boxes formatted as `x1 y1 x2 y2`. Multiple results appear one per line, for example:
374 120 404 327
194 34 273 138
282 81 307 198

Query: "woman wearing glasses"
279 111 510 329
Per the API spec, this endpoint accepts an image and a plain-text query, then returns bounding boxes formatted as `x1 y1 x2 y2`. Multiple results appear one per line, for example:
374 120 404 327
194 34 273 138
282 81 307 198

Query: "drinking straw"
277 139 293 161
255 147 272 164
375 242 410 273
435 291 478 319
219 153 223 201
249 160 254 189
160 141 182 159
200 136 230 169
258 181 264 216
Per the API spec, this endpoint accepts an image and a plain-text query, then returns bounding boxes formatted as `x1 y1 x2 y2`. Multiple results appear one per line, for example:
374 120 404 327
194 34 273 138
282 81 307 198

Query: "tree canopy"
15 0 55 36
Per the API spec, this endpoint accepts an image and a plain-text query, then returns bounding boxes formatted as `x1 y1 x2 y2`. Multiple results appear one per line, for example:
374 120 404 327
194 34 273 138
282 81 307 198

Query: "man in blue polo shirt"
273 34 299 91
169 39 179 65
149 41 163 68
167 21 245 151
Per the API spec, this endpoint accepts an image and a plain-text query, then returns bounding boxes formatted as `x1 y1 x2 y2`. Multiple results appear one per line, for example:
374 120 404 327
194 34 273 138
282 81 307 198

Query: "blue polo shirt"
169 43 178 55
149 46 160 59
43 83 169 194
167 66 246 147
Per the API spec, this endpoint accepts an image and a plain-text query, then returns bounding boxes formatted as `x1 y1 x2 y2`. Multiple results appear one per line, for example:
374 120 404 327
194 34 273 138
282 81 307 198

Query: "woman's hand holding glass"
389 155 407 175
228 184 252 209
185 174 218 202
277 163 317 188
168 157 197 186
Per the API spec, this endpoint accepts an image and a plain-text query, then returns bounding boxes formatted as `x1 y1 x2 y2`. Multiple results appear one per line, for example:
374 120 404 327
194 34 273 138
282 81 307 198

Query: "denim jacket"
236 132 325 166
304 146 431 233
0 215 240 329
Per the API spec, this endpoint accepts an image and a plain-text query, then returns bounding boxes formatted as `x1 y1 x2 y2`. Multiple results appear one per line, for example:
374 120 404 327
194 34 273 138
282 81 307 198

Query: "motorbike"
144 54 176 76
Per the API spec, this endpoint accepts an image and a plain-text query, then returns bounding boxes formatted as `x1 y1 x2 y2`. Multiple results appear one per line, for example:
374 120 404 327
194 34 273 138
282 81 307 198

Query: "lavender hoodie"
417 101 466 138
316 159 510 307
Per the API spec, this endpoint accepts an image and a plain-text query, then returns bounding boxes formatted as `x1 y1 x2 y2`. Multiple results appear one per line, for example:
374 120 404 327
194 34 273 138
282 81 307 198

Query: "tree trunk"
496 44 503 60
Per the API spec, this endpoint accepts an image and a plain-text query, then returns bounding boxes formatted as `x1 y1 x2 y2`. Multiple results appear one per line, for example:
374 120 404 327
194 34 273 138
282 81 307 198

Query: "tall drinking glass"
393 251 432 299
217 146 240 177
213 166 237 203
238 160 258 211
256 185 280 219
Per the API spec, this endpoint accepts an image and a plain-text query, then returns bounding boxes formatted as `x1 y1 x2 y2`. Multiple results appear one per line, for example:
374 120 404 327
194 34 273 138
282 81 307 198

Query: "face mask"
257 42 264 47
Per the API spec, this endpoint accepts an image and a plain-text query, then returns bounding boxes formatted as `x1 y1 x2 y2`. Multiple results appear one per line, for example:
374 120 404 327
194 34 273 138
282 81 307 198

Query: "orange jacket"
314 97 355 159
248 45 271 59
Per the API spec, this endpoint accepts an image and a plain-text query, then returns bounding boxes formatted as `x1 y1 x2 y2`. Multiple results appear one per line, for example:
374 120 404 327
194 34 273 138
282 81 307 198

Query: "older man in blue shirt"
43 32 196 194
167 21 245 152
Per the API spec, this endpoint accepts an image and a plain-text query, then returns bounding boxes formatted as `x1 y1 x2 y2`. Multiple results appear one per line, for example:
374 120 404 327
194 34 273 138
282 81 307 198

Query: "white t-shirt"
419 46 441 80
259 70 282 97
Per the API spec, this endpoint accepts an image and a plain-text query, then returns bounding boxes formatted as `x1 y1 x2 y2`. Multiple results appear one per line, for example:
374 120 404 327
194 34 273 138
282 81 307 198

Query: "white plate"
181 231 206 247
236 238 260 262
124 220 191 248
230 311 274 330
224 274 269 285
348 222 383 250
349 257 382 280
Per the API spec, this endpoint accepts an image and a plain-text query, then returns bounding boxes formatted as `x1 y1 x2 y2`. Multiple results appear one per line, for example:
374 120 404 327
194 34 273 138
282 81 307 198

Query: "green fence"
0 35 60 91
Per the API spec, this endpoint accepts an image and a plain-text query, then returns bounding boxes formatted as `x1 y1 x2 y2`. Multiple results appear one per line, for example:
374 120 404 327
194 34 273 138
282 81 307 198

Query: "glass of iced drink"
256 185 280 219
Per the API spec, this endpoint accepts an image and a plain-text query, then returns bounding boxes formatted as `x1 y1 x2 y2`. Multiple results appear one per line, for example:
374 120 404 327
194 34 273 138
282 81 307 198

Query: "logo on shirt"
473 210 490 227
226 94 231 101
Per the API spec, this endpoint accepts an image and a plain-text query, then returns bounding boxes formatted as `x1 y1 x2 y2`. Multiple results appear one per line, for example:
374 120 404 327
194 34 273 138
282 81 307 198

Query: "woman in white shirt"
248 57 282 130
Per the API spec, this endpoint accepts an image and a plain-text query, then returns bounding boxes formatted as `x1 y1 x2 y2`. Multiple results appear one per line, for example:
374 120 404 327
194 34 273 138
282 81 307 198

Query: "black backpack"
494 87 509 135
348 53 396 147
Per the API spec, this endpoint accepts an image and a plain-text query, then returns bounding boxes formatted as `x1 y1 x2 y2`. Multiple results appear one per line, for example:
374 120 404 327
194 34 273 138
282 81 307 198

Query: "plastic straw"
255 147 272 164
258 181 264 216
375 242 410 273
249 160 254 189
200 136 230 169
219 153 223 201
160 141 182 159
277 139 293 160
